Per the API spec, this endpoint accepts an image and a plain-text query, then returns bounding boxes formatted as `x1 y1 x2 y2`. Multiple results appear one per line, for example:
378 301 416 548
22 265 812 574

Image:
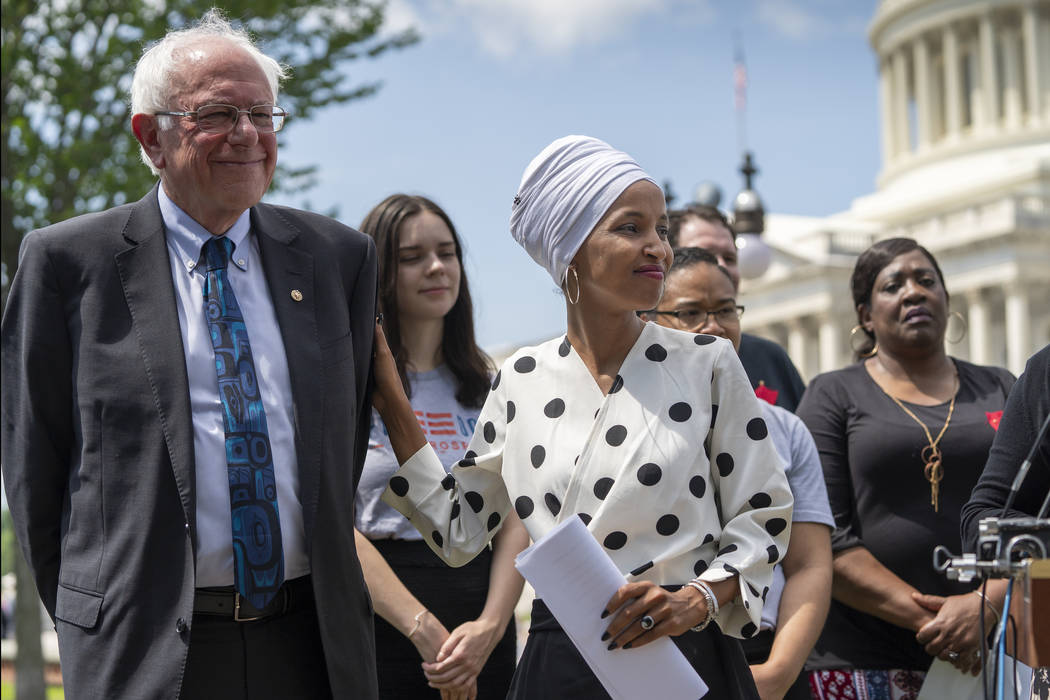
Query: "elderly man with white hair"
1 11 379 699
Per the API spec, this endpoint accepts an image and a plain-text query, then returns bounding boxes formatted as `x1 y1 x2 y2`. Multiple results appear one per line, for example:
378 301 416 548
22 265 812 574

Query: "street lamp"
732 151 772 279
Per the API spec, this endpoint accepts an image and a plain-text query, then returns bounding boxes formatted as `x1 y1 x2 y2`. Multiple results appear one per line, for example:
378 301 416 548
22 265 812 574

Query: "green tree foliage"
1 0 418 300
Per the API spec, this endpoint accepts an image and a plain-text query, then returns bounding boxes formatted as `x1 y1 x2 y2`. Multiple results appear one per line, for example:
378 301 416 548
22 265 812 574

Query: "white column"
1022 2 1043 123
1002 27 1023 129
914 35 933 150
967 43 985 128
1005 283 1031 376
819 316 842 374
892 48 911 153
943 24 963 139
879 58 897 163
966 289 991 366
979 13 1000 131
788 319 810 383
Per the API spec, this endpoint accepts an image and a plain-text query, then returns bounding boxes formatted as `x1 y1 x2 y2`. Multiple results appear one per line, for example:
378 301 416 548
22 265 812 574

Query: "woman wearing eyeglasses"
353 194 529 700
645 247 834 700
372 136 794 699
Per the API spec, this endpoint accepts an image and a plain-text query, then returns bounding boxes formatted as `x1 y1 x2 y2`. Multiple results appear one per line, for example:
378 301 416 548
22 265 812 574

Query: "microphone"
1000 410 1050 518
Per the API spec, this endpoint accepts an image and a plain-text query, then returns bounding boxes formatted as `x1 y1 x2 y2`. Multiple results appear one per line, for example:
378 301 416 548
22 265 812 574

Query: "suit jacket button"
176 617 188 634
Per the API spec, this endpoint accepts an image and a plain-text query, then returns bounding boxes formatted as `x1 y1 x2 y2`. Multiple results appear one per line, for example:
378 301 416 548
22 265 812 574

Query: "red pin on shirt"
986 411 1003 431
755 381 779 406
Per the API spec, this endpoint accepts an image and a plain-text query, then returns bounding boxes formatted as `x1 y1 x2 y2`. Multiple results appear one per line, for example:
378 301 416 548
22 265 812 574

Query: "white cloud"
381 0 425 38
416 0 712 57
755 0 828 40
754 0 868 41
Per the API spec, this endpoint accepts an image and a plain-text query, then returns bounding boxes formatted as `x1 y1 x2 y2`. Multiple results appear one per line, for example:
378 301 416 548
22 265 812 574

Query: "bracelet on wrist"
407 609 427 639
972 590 1001 628
685 579 718 632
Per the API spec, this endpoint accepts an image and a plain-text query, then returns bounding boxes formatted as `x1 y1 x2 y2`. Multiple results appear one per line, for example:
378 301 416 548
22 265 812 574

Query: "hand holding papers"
515 516 709 700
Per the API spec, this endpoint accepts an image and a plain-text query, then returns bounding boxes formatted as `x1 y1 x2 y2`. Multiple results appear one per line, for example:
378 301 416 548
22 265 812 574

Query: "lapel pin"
290 289 303 302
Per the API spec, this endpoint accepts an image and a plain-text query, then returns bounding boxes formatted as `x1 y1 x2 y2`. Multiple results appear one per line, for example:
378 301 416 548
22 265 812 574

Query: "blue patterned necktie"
201 236 284 609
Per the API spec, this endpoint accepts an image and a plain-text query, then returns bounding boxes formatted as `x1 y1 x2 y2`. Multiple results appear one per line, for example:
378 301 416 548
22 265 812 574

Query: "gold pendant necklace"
884 374 959 512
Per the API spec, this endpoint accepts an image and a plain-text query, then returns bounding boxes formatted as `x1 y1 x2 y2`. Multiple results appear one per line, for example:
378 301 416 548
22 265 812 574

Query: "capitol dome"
741 0 1050 378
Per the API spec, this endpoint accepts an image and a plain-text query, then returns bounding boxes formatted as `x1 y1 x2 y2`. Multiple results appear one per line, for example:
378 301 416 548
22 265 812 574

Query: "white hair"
130 9 289 174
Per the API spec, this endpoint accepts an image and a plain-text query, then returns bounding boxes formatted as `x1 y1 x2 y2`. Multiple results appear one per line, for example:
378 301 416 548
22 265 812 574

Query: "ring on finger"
639 615 655 631
947 651 959 661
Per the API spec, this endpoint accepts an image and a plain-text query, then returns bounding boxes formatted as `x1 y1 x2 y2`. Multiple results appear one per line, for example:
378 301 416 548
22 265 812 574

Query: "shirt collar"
158 185 253 275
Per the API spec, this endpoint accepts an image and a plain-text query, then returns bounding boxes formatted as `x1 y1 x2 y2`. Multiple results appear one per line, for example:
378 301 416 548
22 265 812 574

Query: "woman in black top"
798 238 1014 698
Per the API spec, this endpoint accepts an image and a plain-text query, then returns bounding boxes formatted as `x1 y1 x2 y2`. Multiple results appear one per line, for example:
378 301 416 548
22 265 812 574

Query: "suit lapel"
114 187 196 531
252 205 323 545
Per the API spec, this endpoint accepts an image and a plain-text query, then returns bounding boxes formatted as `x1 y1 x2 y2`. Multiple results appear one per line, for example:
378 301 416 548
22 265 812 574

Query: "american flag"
416 410 457 437
734 45 748 113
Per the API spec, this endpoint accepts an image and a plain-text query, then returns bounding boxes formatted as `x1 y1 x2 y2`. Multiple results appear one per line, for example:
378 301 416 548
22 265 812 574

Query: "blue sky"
271 0 881 350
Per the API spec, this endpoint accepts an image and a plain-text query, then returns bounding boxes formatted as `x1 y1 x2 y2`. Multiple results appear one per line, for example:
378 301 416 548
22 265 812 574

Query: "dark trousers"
180 578 332 700
740 629 812 700
509 598 759 700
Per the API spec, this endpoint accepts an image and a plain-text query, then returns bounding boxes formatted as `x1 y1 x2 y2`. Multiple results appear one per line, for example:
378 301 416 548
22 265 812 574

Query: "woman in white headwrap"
375 135 793 699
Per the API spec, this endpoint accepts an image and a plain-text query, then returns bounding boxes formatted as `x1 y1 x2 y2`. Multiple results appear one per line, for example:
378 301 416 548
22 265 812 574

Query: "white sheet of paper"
917 656 1034 700
515 515 708 700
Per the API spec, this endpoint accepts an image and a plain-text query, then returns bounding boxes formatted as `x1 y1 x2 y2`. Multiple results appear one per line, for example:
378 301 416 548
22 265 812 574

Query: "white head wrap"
510 135 658 287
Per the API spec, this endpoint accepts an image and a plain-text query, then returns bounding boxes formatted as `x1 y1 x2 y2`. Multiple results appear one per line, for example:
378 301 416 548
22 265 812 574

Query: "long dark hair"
360 194 492 408
850 237 948 359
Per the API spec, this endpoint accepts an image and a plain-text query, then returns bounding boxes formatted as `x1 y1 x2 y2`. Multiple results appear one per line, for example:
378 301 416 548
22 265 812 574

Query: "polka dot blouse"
382 322 794 638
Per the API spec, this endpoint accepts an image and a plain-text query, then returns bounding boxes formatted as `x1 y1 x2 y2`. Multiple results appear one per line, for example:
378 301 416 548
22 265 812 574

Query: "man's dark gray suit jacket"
0 186 380 698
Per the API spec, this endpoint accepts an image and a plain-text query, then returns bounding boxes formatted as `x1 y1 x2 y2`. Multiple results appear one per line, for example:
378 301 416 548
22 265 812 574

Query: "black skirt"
508 598 759 700
370 538 517 699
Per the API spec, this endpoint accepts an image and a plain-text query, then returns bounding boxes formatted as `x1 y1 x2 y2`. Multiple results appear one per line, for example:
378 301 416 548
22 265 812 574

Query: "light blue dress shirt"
159 186 309 587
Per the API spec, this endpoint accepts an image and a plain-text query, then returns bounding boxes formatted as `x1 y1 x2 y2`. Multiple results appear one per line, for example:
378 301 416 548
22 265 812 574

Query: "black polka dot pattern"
741 623 758 638
645 344 667 362
765 518 787 536
603 531 628 550
450 502 460 519
507 401 516 422
593 477 614 500
631 561 654 576
544 493 561 516
487 512 501 531
694 334 717 345
702 533 714 545
389 476 409 497
432 530 444 547
465 491 484 513
464 450 477 459
724 564 740 576
746 417 768 440
693 560 708 576
458 456 475 467
637 463 662 486
609 375 624 394
440 475 455 491
544 398 565 418
514 356 536 373
558 337 571 357
656 514 679 536
747 582 760 597
689 475 707 498
749 492 772 509
767 545 780 563
715 452 734 477
710 405 719 429
483 421 496 443
578 513 592 526
668 402 692 422
491 370 501 390
530 445 545 468
717 543 738 556
515 496 534 519
605 425 627 446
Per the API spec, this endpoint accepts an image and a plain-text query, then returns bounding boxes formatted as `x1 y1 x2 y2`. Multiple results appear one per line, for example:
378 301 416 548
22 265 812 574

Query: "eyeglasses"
155 104 288 133
647 305 745 329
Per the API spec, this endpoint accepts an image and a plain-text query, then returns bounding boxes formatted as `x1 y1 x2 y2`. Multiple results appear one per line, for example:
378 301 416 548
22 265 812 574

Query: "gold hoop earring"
849 324 878 358
946 310 967 344
565 266 581 305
